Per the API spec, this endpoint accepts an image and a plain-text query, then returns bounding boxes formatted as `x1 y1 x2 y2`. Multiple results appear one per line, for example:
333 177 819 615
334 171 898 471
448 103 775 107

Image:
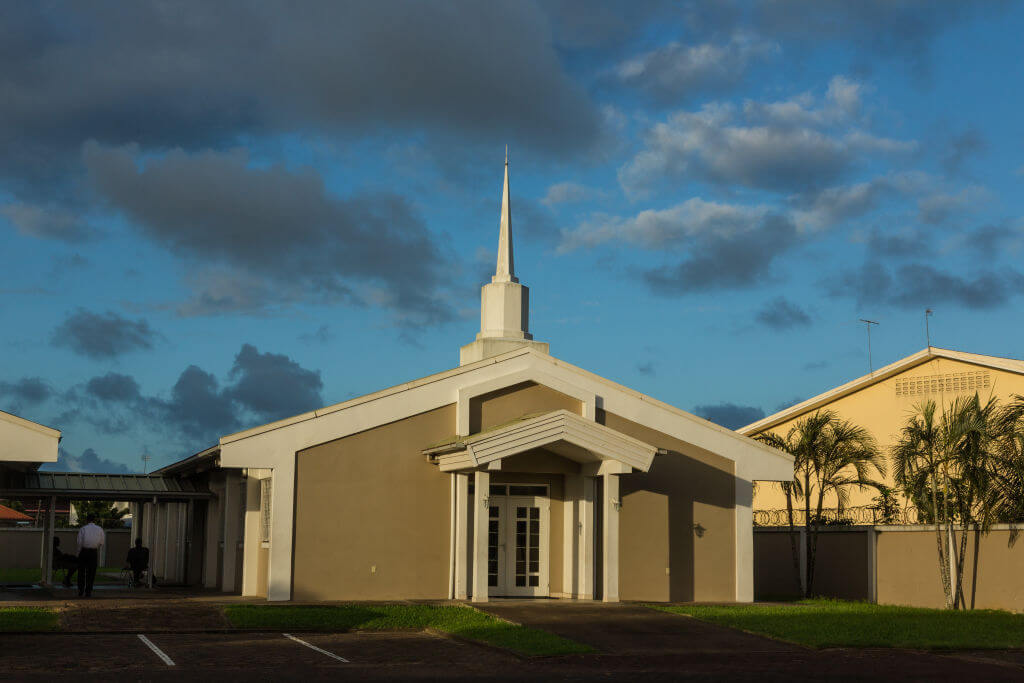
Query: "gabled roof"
424 409 661 473
739 346 1024 436
217 346 793 481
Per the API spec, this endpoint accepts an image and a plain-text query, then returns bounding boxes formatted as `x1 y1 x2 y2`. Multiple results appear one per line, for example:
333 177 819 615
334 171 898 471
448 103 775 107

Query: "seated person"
125 538 150 586
52 536 78 587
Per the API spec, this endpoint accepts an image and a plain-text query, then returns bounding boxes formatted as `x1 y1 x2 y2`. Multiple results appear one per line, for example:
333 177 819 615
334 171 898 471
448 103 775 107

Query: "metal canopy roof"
0 471 211 500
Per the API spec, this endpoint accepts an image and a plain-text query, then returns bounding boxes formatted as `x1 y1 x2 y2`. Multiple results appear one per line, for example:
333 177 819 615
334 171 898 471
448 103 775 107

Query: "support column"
221 471 241 593
42 496 56 585
601 473 619 603
241 473 262 596
267 461 296 601
563 474 581 598
580 476 595 599
203 490 220 588
454 473 469 600
471 470 490 603
734 475 754 602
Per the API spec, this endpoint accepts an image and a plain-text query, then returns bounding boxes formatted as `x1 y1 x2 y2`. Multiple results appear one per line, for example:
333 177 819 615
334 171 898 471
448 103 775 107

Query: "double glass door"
486 485 549 597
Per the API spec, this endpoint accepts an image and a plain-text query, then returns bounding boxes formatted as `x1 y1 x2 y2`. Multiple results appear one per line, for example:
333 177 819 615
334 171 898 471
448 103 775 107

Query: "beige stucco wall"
753 358 1024 512
471 381 582 432
292 405 456 601
291 379 741 602
0 528 131 571
876 527 1024 611
601 410 737 602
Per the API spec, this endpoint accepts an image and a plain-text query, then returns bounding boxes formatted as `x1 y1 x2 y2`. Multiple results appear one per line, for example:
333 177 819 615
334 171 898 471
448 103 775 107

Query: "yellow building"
741 347 1024 523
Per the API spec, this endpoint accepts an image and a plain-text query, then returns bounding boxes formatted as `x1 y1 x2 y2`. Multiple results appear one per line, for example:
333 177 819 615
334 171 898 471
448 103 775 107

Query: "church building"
161 155 794 603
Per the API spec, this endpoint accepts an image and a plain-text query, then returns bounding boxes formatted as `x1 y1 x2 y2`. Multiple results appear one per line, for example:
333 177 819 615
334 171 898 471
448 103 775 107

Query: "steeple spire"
493 146 517 283
458 148 549 366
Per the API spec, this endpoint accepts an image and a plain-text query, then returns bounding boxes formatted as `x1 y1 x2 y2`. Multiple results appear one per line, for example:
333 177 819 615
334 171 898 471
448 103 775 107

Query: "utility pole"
859 319 879 374
925 309 933 349
141 452 152 475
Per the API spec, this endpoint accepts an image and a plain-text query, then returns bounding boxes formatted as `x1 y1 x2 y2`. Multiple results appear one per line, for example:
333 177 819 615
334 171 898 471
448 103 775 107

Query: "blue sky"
2 1 1023 472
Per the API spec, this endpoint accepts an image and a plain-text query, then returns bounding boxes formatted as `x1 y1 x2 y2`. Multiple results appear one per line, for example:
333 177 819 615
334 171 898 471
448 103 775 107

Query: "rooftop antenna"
925 309 933 350
141 450 152 475
859 318 879 375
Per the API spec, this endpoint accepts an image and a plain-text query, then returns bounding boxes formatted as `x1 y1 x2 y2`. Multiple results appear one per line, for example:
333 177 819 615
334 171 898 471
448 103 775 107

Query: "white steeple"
493 146 517 284
459 149 549 366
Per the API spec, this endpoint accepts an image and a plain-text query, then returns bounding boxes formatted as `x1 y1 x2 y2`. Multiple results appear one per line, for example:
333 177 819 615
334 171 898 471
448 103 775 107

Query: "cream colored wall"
753 358 1024 513
601 410 737 602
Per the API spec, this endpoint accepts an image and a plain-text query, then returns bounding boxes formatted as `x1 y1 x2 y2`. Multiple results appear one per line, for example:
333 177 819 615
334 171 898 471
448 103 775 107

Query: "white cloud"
619 76 915 196
559 197 768 251
541 181 600 206
616 33 779 102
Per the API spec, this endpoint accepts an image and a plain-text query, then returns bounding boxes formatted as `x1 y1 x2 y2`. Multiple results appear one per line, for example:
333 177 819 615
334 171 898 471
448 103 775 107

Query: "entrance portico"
425 409 660 603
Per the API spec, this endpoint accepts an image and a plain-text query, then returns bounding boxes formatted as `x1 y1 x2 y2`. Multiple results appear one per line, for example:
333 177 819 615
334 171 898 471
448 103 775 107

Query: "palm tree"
894 393 1007 610
758 410 884 597
892 399 952 608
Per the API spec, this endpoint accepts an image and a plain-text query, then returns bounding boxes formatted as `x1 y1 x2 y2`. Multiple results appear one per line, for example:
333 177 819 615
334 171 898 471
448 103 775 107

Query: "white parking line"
137 634 176 666
283 633 351 663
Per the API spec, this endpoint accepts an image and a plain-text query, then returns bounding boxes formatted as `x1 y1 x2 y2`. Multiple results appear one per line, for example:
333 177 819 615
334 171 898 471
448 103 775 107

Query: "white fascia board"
220 348 791 481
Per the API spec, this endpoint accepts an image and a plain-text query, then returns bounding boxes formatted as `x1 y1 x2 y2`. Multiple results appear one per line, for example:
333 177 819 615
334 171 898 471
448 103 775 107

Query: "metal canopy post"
148 496 156 588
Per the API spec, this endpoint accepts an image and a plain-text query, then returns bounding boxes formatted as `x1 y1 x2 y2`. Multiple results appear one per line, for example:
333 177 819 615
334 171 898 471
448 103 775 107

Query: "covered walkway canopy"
0 471 211 587
0 471 211 500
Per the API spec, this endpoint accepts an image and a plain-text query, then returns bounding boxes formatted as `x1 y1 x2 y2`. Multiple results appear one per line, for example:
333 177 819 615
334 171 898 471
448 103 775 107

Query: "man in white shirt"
76 515 105 597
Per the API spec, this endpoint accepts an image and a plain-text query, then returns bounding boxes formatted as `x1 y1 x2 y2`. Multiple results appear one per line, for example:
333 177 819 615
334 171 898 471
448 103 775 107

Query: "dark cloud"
966 222 1021 258
41 447 132 474
51 309 157 359
750 1 1004 73
543 0 679 49
643 214 799 294
226 344 323 423
0 1 597 203
298 325 334 345
85 373 142 403
0 377 53 406
84 144 452 322
831 261 1024 309
164 366 241 442
636 361 655 376
70 343 324 445
756 297 811 330
693 402 765 430
866 228 933 260
802 360 829 371
942 130 986 175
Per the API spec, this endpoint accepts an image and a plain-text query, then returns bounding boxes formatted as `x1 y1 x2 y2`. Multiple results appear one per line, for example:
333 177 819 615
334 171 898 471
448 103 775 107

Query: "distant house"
741 347 1024 522
0 502 32 527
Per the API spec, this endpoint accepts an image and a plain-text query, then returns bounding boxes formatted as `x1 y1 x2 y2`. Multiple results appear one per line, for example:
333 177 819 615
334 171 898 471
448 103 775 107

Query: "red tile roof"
0 503 33 521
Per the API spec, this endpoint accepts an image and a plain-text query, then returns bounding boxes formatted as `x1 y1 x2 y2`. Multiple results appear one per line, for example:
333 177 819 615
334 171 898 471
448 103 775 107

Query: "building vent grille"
260 478 272 544
895 370 991 397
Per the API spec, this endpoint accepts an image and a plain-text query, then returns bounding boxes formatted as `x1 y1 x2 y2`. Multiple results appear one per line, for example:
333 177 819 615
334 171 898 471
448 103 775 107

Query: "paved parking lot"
2 599 1024 681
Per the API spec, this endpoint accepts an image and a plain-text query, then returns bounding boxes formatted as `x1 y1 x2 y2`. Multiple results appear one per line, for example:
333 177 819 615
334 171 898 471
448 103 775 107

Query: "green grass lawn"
0 566 123 584
223 604 593 656
0 607 59 632
650 599 1024 650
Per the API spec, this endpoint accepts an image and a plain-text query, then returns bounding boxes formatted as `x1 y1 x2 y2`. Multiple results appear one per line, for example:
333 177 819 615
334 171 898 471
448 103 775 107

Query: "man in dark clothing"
76 514 105 597
52 536 78 587
125 538 149 587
